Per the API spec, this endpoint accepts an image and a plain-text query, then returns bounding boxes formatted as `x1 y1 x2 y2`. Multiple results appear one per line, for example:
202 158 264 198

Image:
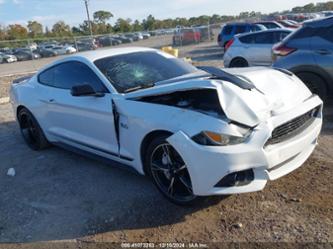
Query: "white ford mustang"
10 47 323 205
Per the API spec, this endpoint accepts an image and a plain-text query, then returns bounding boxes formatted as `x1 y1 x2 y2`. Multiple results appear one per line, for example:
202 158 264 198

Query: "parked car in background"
38 43 58 50
0 52 17 63
173 28 201 45
273 16 333 100
52 45 77 55
124 33 140 41
277 20 300 29
285 20 301 26
134 32 144 40
76 42 97 52
218 23 267 50
142 32 151 39
77 38 98 50
113 35 133 44
13 49 41 61
195 26 214 41
255 21 284 29
224 29 292 67
97 35 122 47
36 48 58 58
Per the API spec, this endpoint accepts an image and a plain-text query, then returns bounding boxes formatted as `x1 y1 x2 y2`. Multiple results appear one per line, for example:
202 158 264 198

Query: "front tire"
18 108 50 150
145 135 198 205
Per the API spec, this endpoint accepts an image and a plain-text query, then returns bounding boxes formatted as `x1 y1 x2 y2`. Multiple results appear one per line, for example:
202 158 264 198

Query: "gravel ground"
0 39 332 245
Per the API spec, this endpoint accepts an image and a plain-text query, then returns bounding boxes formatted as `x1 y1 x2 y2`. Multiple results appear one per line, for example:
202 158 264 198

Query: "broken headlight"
192 131 250 146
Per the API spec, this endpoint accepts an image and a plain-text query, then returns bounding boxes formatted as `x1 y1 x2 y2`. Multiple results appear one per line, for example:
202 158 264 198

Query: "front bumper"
167 95 322 196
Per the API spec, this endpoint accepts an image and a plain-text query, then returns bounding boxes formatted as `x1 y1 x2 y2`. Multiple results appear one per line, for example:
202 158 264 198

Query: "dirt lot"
0 39 332 245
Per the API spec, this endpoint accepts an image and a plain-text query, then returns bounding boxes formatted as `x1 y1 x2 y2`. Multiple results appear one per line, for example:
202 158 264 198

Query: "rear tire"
18 108 50 150
296 72 327 101
145 134 199 206
229 57 249 68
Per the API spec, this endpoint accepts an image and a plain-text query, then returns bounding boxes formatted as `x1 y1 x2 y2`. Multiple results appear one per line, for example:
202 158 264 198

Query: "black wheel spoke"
178 175 193 194
151 162 169 173
150 142 195 203
175 164 186 173
168 177 175 195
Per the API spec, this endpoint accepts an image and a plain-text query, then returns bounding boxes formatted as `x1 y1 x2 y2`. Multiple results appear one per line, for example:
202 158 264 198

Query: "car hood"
125 67 312 127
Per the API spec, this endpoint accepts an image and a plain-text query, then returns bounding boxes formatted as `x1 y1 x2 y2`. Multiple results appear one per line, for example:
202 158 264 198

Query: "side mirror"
71 84 105 97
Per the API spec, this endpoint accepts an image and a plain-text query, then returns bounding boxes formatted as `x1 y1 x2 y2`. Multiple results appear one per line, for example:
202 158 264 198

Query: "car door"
248 31 275 66
311 24 333 80
37 61 120 158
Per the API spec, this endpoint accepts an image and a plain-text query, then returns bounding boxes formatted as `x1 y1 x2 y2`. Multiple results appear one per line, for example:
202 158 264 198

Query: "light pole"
84 0 93 37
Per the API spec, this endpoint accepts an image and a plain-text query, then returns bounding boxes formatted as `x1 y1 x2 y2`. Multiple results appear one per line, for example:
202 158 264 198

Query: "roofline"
235 28 292 38
304 16 333 27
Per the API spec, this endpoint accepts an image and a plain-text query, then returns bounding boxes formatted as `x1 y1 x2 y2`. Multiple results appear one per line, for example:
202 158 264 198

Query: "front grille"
265 106 320 146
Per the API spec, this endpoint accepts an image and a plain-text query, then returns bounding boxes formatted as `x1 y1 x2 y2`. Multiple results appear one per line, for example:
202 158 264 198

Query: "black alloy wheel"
18 108 50 150
146 136 197 205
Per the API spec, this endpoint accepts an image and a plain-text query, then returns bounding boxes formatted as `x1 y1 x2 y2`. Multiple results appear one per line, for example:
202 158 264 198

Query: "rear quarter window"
38 68 54 86
239 34 254 44
285 26 317 48
288 26 316 40
254 32 274 44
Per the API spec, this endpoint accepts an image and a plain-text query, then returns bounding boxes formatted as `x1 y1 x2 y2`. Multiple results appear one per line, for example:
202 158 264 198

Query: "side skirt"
53 142 141 176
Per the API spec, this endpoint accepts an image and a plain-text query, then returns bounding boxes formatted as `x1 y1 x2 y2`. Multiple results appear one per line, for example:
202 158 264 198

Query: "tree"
80 20 94 34
93 10 113 24
27 21 43 38
132 20 142 31
7 24 28 40
173 17 188 27
52 21 71 37
303 3 315 12
0 25 6 40
142 15 156 30
210 14 222 24
45 26 51 37
113 18 132 33
71 26 83 36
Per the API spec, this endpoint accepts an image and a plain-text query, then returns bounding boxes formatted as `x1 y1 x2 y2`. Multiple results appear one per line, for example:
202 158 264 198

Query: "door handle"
315 49 331 55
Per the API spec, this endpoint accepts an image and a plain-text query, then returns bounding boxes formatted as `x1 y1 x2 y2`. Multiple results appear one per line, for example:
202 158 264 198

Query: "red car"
173 28 201 46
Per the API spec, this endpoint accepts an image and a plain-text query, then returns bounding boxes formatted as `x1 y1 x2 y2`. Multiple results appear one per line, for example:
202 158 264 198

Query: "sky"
0 0 328 28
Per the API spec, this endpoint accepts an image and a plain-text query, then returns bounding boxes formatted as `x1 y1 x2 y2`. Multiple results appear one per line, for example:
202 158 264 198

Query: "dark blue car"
218 23 266 50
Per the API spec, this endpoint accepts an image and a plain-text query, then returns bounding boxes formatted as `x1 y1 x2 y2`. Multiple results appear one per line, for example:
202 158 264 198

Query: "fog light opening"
215 169 254 187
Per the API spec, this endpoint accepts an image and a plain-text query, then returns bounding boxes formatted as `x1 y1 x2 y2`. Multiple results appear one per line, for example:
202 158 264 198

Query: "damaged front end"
136 88 225 120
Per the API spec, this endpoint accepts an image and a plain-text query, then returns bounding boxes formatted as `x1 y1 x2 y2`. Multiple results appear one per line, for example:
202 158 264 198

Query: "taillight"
272 43 296 56
225 38 234 51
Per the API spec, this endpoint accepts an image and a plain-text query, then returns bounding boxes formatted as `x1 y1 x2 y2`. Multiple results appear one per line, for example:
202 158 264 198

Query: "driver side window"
38 61 108 93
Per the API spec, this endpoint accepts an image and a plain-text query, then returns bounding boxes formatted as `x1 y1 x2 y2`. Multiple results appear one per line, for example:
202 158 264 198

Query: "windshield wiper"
124 83 155 93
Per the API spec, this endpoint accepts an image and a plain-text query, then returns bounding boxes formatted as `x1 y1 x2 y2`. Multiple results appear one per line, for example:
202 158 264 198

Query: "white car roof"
72 46 156 62
37 46 161 74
